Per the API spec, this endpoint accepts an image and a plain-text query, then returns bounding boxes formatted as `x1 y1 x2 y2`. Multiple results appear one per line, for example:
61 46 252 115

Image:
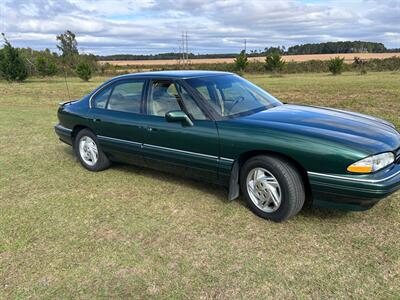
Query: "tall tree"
56 30 78 57
56 30 79 68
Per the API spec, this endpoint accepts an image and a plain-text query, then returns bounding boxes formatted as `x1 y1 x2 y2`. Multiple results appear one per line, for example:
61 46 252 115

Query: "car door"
89 78 148 166
141 79 220 181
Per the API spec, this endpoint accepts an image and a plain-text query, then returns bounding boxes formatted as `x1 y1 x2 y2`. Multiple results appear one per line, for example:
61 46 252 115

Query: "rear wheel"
74 129 110 171
240 155 305 222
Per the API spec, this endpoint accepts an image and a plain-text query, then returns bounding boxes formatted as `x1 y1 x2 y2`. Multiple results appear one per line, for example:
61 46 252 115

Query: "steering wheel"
227 95 245 114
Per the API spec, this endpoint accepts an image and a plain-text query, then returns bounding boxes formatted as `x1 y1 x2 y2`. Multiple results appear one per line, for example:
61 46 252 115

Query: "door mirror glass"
165 110 194 127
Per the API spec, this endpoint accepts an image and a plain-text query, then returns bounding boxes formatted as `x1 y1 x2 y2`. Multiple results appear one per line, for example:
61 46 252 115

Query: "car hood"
238 104 400 153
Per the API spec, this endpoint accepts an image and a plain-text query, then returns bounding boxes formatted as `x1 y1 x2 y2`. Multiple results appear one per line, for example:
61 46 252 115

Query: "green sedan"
55 71 400 222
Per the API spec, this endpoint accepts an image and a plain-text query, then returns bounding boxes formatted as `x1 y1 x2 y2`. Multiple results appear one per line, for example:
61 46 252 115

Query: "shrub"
35 55 58 77
367 57 400 72
353 56 367 75
99 62 109 75
234 50 248 73
285 60 327 73
265 52 285 73
0 33 28 82
47 59 58 76
328 57 344 75
75 61 92 81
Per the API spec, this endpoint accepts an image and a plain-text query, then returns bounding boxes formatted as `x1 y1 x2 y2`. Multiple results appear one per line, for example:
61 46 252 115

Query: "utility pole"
179 31 190 67
182 32 185 66
178 44 182 65
186 31 190 65
244 39 247 53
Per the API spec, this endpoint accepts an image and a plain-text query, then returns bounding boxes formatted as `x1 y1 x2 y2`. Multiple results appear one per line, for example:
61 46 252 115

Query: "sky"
1 0 399 55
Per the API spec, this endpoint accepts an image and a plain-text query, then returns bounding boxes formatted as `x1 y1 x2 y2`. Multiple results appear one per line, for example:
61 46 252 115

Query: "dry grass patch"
100 53 400 66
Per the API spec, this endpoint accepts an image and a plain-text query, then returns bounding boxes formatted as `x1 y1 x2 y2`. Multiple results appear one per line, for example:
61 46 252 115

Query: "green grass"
0 72 399 298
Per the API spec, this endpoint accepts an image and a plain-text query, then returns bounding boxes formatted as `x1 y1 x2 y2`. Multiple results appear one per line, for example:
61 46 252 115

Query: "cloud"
1 0 399 55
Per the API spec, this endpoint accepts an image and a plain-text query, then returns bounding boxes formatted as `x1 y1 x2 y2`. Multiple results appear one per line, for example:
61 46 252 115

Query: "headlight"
347 152 395 173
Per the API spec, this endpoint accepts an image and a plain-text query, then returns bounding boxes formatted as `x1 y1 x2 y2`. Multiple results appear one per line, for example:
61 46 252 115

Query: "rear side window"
107 80 145 113
93 85 112 109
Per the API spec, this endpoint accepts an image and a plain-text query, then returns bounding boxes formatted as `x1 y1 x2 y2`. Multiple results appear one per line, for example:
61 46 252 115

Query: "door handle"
93 118 101 122
146 127 157 132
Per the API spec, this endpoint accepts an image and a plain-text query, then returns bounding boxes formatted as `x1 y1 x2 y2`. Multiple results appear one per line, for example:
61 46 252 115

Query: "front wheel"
240 155 305 222
74 129 110 171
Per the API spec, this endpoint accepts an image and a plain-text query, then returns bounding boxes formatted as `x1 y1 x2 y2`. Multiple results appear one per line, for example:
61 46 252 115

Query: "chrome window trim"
97 135 234 162
308 171 400 183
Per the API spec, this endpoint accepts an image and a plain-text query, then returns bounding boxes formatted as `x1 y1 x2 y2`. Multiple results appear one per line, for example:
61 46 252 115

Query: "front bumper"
54 124 73 145
308 163 400 210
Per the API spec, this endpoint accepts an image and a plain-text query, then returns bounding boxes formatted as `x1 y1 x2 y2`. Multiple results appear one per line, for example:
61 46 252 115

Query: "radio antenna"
63 66 71 101
24 57 36 77
25 57 35 68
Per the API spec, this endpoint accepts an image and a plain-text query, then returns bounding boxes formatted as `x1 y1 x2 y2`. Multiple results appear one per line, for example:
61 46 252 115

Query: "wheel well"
71 125 89 143
237 150 312 203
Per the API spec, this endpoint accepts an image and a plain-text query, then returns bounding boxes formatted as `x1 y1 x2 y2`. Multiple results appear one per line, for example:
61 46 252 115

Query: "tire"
74 129 110 171
240 155 305 222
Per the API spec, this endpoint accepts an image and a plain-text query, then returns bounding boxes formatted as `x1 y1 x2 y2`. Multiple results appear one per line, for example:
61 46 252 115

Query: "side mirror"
165 110 194 127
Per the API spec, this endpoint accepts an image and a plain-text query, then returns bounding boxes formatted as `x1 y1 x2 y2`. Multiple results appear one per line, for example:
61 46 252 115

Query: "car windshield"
184 74 282 118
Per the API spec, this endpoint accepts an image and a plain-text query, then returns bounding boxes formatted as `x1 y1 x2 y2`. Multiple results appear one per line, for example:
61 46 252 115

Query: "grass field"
1 72 399 298
100 52 400 66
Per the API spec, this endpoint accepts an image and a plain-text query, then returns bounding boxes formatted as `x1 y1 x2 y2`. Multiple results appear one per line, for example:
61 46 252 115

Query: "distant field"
100 52 400 66
1 72 399 298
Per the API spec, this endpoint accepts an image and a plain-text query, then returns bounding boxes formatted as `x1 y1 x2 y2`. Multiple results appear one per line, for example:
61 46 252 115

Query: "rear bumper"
54 124 73 145
308 164 400 210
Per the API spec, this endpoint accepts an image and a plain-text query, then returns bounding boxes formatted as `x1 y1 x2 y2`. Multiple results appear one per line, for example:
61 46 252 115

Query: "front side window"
107 80 145 113
184 75 282 118
147 81 181 116
147 81 207 120
175 83 208 120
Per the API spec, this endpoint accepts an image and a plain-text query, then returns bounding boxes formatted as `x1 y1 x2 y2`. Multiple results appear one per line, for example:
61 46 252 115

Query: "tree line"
96 52 238 61
96 41 399 61
1 31 399 82
0 31 97 82
286 41 388 55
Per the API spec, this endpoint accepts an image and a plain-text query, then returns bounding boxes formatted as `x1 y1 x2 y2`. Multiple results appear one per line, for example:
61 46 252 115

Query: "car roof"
112 70 233 80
